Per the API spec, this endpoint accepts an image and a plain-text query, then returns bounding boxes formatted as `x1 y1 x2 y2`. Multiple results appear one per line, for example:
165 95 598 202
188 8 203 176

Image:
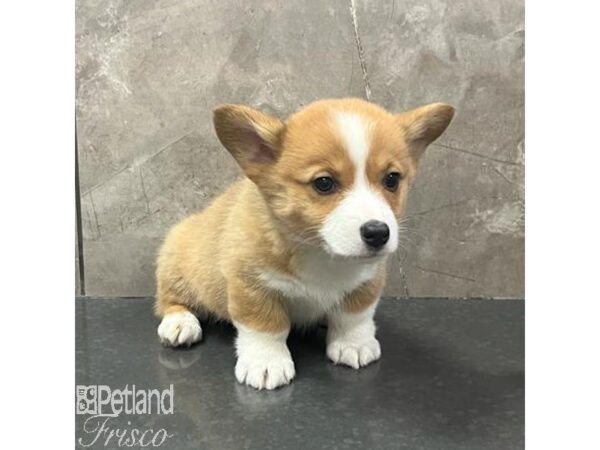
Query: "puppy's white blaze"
335 112 370 173
320 112 398 257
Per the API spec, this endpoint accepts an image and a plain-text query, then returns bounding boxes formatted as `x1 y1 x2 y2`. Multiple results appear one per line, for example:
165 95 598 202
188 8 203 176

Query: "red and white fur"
155 98 454 389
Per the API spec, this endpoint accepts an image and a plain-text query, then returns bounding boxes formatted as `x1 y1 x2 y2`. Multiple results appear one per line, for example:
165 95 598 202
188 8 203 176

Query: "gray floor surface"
76 297 524 450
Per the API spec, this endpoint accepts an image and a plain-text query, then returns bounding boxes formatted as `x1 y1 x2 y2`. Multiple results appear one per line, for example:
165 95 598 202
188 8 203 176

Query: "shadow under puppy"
155 98 454 390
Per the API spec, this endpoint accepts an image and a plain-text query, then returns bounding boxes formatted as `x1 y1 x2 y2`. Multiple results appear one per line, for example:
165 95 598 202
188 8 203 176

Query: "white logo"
76 385 175 447
76 384 174 417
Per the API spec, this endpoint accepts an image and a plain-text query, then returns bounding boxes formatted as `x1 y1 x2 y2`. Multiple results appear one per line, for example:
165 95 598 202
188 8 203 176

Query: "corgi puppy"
155 98 454 390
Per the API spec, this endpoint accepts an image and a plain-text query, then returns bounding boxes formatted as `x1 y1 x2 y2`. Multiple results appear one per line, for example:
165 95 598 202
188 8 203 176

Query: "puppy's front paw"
157 311 202 347
327 337 381 369
235 350 296 390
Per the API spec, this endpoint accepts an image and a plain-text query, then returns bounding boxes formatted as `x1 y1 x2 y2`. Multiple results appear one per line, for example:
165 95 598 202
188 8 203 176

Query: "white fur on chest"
258 248 382 325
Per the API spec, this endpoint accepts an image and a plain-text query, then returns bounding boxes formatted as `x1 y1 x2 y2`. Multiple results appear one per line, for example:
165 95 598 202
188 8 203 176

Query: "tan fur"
341 263 387 314
155 98 453 332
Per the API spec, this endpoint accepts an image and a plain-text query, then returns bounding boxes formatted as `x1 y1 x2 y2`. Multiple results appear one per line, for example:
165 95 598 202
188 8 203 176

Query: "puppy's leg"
326 280 383 369
155 287 202 347
229 280 295 390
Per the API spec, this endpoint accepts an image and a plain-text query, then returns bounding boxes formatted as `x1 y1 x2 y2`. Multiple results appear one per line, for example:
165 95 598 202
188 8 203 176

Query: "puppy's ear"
213 104 284 180
397 103 454 161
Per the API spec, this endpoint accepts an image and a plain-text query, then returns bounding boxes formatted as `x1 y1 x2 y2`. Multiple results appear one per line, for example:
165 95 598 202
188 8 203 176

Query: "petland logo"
76 385 174 447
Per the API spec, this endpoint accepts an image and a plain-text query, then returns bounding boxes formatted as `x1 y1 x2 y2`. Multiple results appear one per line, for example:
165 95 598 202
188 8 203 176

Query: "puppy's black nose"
360 220 390 249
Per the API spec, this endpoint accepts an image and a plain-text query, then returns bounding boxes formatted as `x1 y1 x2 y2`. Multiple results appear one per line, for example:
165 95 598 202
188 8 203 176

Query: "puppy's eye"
383 172 402 191
312 176 336 194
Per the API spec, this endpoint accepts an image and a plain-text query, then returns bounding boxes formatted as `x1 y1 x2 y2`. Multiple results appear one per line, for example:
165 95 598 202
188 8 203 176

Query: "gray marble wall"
75 0 524 298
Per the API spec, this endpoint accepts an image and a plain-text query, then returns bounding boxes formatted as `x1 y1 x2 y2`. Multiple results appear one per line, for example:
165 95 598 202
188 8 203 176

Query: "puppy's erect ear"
213 104 284 180
397 103 455 161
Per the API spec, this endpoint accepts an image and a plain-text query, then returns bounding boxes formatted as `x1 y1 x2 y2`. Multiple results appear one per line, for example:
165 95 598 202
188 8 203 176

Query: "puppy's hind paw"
157 311 202 347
